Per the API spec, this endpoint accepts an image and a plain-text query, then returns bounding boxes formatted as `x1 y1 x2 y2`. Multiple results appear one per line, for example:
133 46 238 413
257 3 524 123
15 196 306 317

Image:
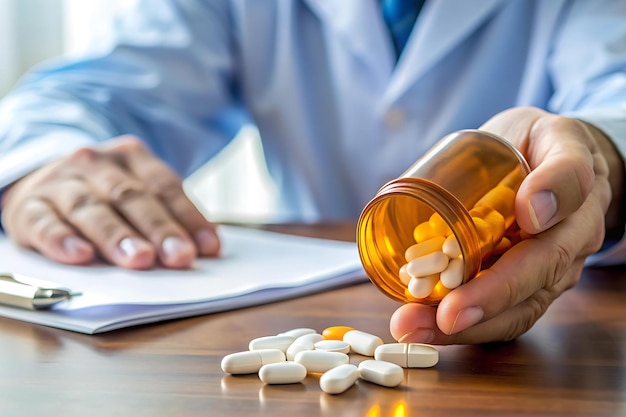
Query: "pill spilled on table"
221 325 439 394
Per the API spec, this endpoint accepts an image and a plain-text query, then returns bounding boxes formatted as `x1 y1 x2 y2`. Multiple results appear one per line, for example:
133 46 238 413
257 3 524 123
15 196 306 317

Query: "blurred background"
0 0 277 223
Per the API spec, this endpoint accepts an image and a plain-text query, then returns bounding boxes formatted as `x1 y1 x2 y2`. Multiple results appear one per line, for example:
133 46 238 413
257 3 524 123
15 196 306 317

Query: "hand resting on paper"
0 136 221 270
390 107 625 345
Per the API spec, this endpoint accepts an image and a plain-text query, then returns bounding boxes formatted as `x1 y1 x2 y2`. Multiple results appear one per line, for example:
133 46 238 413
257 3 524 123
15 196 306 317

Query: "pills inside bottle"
357 130 530 305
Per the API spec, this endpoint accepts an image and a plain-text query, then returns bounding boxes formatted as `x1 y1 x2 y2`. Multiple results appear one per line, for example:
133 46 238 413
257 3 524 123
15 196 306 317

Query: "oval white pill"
374 343 439 368
398 263 412 286
440 257 465 289
343 330 383 357
358 360 404 388
373 343 407 368
277 328 317 339
294 350 349 373
286 333 325 361
442 235 462 258
406 251 449 277
407 343 439 368
407 274 439 299
249 335 294 352
221 349 285 374
314 340 351 354
258 361 307 384
319 364 359 394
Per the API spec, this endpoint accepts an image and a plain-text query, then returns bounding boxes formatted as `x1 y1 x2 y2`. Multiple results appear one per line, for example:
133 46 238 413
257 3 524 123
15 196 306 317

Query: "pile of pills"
399 176 521 301
221 326 439 394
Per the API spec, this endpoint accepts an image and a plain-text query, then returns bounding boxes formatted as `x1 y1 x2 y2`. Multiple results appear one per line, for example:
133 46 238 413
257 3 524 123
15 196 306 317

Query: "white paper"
0 225 367 334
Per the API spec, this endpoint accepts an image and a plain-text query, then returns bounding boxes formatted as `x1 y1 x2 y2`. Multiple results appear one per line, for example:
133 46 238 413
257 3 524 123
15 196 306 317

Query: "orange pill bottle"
357 129 531 306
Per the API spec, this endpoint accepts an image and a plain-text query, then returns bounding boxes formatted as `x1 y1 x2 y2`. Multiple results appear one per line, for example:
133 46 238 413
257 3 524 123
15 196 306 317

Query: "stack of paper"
0 226 366 334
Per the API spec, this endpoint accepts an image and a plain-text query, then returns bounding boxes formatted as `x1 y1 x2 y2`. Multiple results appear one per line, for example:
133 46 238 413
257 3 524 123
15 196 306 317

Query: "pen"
0 273 78 310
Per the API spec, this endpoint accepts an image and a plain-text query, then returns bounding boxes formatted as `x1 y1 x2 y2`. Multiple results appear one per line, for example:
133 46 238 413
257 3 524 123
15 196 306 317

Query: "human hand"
389 107 624 344
1 135 221 270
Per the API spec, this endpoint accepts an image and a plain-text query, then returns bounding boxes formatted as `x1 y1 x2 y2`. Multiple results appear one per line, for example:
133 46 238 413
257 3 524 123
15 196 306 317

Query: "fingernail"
195 229 220 255
449 306 484 335
162 236 195 258
398 327 434 344
119 237 148 257
528 191 557 231
62 236 91 257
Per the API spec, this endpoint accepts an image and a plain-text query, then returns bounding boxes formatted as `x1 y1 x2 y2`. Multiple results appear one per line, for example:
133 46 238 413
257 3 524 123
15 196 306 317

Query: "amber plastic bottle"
357 129 531 306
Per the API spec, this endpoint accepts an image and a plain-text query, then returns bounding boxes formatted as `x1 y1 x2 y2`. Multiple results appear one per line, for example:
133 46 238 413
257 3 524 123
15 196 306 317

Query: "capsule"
319 364 359 394
294 350 349 373
358 360 404 388
374 343 439 368
406 251 449 278
258 362 307 384
221 349 285 374
343 330 383 357
322 326 355 340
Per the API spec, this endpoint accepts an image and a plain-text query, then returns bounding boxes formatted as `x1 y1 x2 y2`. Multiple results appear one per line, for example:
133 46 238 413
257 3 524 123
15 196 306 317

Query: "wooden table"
1 224 625 417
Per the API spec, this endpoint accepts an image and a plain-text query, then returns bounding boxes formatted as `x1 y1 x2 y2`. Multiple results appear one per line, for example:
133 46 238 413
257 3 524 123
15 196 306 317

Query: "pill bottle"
357 129 530 306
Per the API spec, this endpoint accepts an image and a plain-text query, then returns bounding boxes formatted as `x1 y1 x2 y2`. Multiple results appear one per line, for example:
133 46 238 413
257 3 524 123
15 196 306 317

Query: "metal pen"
0 273 78 310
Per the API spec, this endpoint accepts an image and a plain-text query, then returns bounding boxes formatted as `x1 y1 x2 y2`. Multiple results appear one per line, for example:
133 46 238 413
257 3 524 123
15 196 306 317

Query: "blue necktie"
382 0 425 58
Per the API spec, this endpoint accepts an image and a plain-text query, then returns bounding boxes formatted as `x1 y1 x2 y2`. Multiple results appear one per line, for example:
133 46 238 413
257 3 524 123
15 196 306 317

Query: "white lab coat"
0 0 625 263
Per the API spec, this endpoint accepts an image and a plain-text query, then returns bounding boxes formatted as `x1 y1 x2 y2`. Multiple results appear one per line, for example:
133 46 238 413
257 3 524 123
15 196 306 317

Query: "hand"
389 107 624 344
1 135 221 270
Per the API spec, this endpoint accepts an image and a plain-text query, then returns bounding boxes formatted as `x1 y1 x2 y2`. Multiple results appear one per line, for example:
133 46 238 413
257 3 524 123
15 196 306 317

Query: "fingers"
2 135 221 269
103 137 221 257
390 290 556 345
391 185 605 345
481 109 603 234
515 117 599 233
3 195 95 265
51 172 157 270
391 108 614 345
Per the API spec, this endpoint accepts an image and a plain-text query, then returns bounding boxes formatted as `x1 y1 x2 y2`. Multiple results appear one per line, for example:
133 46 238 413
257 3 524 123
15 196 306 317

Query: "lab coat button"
384 108 406 129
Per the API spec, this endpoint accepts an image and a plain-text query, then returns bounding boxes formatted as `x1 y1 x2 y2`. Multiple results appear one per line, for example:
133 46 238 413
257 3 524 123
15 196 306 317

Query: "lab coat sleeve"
0 0 244 191
545 0 626 266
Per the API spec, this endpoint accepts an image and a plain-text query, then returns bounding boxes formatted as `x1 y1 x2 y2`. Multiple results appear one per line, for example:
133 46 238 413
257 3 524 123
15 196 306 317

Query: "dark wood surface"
1 223 625 417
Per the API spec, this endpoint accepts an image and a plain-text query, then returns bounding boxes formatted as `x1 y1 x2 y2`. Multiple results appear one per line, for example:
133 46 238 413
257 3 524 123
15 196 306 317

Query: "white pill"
407 343 439 368
374 343 408 367
442 235 462 258
258 361 307 384
314 340 351 354
249 335 295 352
294 350 349 373
404 236 445 262
398 263 412 286
221 349 285 374
286 333 325 361
407 274 439 299
374 343 439 368
343 330 383 357
277 328 317 339
406 251 449 277
358 360 404 388
440 257 465 289
319 364 359 394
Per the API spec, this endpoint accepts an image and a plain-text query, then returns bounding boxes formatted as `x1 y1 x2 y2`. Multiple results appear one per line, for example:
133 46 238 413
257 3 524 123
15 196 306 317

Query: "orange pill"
322 326 355 340
413 221 438 243
474 185 516 228
429 280 452 299
429 212 451 236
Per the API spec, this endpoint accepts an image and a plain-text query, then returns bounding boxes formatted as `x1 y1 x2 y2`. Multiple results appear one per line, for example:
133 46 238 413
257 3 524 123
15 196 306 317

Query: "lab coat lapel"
303 0 395 82
385 0 506 104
